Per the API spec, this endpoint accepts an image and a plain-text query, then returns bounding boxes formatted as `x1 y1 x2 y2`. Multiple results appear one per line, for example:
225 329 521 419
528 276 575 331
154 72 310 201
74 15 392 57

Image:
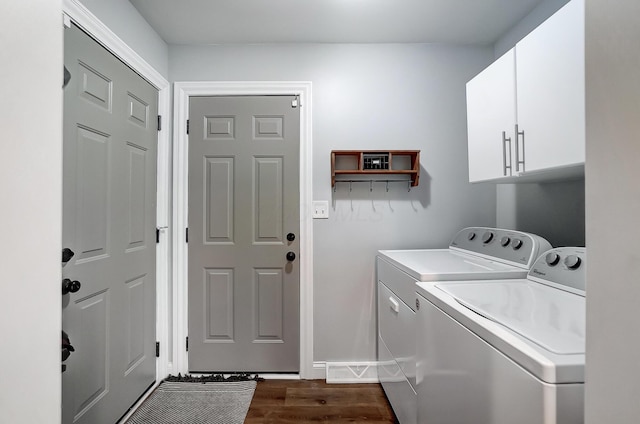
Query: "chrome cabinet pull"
515 125 525 172
502 131 513 176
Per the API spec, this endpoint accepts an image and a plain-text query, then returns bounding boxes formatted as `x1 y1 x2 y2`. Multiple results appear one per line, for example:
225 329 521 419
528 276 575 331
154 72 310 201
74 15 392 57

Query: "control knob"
500 236 511 247
467 232 476 241
512 239 523 250
481 232 494 244
564 255 582 270
545 252 560 266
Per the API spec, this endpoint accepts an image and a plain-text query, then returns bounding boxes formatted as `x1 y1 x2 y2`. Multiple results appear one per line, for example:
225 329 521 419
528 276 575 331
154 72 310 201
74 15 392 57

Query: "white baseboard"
257 373 301 380
311 361 327 380
325 361 379 383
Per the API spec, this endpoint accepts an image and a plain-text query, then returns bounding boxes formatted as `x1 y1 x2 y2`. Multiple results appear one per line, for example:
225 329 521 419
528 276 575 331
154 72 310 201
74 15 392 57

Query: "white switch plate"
312 200 329 219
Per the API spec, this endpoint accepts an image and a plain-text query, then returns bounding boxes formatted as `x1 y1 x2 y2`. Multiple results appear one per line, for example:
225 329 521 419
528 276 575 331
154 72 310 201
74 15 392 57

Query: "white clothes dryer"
376 227 552 424
415 247 586 424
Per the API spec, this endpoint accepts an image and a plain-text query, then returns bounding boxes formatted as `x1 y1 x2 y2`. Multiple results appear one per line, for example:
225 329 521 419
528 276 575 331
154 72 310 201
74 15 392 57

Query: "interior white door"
515 0 585 173
466 49 517 182
188 95 300 372
62 23 158 424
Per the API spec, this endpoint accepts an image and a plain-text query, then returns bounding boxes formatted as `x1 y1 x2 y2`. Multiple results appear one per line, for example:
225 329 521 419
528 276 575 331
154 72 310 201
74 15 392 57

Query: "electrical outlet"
312 200 329 219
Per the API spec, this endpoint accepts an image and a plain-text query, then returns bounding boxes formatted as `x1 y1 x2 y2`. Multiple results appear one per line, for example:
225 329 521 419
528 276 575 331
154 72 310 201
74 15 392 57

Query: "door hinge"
155 342 160 357
186 337 189 352
156 228 160 243
292 95 300 108
157 115 162 131
186 227 189 243
186 119 190 134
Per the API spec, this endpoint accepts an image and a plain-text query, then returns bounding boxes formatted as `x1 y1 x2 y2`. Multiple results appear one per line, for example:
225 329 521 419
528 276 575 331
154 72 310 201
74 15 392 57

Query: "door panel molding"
63 0 172 384
173 81 314 378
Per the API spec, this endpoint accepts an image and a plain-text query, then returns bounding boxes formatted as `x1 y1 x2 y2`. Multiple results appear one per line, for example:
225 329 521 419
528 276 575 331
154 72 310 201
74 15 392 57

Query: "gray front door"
62 24 157 424
188 95 300 372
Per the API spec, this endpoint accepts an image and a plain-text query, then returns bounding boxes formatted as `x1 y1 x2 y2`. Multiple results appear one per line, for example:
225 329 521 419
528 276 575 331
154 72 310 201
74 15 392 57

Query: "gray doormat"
125 380 257 424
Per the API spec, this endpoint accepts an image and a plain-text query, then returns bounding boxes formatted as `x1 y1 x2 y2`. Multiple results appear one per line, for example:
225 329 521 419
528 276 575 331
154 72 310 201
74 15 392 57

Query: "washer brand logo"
532 269 547 276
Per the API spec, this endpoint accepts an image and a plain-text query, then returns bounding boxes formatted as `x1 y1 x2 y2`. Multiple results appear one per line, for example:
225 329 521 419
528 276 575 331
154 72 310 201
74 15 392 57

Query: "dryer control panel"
449 227 552 269
528 247 586 295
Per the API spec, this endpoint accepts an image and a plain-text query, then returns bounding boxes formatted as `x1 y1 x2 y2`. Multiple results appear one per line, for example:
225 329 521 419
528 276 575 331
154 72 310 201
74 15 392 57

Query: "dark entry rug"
125 376 258 424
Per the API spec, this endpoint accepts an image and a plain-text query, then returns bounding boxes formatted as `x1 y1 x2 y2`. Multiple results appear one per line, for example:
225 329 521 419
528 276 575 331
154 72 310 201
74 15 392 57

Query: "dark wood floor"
245 379 398 423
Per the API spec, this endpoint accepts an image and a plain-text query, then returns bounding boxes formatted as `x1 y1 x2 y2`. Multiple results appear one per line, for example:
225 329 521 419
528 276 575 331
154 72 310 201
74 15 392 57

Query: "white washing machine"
376 227 552 424
415 247 586 424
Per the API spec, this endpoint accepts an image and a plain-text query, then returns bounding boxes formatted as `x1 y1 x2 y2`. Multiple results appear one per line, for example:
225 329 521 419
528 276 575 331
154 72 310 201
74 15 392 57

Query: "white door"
188 95 300 372
62 24 158 424
466 49 517 182
515 0 585 173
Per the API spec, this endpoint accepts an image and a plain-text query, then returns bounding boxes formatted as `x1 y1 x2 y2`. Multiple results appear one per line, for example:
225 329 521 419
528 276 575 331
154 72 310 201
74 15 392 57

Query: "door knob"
286 251 296 262
62 248 75 264
61 330 74 372
287 233 296 242
62 279 81 295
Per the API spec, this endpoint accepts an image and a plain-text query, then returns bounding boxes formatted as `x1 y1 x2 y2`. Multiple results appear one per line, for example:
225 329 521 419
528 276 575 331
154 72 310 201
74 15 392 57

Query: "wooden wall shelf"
331 150 420 187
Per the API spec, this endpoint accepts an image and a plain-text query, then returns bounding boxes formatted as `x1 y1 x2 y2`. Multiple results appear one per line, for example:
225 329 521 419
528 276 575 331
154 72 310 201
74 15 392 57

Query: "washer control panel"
449 227 552 268
529 247 586 294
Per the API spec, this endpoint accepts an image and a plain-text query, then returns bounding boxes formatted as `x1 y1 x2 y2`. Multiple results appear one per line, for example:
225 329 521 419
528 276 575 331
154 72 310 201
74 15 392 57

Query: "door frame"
173 81 314 378
62 0 172 380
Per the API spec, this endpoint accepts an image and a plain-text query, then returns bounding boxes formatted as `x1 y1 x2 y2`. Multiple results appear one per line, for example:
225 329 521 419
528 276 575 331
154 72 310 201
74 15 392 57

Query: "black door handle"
286 251 296 262
62 248 75 264
61 330 74 373
62 279 81 295
287 233 296 242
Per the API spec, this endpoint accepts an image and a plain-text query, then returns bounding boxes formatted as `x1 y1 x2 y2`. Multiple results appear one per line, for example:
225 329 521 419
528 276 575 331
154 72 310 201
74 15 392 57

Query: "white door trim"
62 0 172 379
173 81 314 378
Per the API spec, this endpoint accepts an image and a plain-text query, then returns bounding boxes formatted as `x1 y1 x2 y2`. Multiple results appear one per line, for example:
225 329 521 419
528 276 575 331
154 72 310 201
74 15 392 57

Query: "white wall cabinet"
467 49 517 182
466 0 584 183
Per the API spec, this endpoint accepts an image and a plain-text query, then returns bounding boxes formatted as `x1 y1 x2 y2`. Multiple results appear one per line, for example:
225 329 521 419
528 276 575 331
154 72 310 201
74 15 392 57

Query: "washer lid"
377 249 525 282
436 281 585 355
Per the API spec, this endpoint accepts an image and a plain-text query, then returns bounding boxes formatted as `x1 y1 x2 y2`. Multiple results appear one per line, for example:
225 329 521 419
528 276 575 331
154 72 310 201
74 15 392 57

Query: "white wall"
496 180 585 246
170 43 497 362
585 0 640 421
494 0 570 57
491 0 585 247
78 0 169 78
0 2 63 423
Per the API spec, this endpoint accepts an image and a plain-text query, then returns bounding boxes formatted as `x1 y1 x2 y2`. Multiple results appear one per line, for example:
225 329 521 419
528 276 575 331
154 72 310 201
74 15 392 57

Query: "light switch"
312 200 329 219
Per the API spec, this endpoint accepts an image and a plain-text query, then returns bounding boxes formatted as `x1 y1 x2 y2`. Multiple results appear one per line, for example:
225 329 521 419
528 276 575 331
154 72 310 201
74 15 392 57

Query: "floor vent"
325 361 379 383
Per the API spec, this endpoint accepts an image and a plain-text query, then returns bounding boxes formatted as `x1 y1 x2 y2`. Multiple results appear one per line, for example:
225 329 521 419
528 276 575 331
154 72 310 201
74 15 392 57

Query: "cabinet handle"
389 297 399 313
515 125 525 172
502 131 513 176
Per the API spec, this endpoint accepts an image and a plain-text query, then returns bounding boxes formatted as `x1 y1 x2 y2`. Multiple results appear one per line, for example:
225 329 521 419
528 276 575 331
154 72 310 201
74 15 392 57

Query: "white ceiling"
130 0 544 45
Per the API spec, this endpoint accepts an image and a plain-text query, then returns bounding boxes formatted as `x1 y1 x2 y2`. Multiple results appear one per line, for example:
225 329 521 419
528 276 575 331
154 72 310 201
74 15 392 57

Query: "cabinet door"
466 49 517 182
516 0 585 173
